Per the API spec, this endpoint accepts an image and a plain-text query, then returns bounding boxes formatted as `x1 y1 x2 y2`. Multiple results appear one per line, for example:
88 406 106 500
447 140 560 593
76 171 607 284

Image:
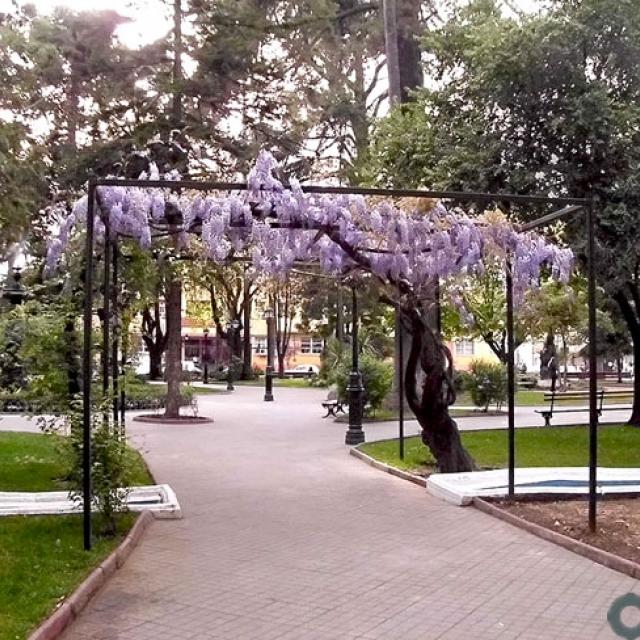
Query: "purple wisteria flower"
44 151 574 309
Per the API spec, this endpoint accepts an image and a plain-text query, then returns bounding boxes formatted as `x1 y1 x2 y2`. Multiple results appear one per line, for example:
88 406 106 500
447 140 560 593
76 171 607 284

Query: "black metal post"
203 330 209 384
587 200 598 532
82 179 96 551
345 286 365 445
112 241 119 429
264 314 274 401
506 258 516 498
102 216 111 418
398 307 405 460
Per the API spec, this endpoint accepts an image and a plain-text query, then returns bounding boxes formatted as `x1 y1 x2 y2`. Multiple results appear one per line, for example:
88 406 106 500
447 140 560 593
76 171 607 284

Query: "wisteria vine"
45 150 573 303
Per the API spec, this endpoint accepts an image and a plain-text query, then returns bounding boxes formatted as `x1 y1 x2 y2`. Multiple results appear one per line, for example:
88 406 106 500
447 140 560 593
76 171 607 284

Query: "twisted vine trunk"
401 307 475 473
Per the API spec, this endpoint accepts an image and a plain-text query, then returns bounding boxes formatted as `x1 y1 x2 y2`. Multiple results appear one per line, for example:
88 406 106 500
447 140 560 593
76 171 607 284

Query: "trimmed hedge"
0 385 194 413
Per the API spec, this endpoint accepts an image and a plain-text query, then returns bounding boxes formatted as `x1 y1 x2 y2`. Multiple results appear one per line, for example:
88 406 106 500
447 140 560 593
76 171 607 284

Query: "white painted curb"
0 484 182 518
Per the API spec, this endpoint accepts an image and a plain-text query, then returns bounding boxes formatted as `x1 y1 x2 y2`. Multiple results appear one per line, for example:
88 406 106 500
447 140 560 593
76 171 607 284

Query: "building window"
300 337 324 354
454 340 474 356
254 339 267 355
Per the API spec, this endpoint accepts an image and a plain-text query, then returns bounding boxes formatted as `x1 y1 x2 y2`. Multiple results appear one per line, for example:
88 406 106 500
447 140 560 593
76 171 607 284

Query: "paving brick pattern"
60 386 637 639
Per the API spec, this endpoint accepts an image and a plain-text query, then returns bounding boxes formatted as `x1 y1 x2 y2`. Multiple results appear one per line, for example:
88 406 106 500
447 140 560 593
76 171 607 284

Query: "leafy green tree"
441 264 526 364
370 0 640 422
520 279 588 388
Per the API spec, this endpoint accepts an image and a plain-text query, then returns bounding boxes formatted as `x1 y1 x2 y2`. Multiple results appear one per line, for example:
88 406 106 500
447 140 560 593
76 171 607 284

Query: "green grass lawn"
0 432 152 492
359 424 640 474
454 388 633 409
454 389 544 407
0 513 135 640
0 431 153 639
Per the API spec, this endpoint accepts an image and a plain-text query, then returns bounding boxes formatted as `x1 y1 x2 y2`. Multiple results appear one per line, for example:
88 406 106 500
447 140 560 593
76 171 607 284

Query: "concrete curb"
473 498 640 580
349 447 427 487
28 510 155 640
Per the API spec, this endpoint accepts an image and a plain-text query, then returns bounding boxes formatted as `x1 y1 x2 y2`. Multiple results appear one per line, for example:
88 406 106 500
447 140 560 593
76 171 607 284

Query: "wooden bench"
322 389 346 418
535 389 633 426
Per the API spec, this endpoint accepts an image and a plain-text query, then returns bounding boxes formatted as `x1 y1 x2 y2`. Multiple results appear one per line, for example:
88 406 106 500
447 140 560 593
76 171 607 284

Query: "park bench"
535 388 633 427
322 389 346 418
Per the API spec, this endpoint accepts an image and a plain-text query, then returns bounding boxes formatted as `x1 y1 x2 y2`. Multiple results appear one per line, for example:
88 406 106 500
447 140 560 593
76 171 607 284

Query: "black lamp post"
202 328 210 384
345 286 365 445
263 308 275 402
2 268 27 307
226 319 240 391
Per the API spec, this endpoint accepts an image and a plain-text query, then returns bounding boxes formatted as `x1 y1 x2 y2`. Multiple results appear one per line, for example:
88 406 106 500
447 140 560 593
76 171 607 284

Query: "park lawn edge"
0 431 156 639
23 511 155 640
357 424 640 475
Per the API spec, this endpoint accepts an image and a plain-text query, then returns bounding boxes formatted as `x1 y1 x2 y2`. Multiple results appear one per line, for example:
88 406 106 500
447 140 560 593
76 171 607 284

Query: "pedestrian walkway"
50 387 638 638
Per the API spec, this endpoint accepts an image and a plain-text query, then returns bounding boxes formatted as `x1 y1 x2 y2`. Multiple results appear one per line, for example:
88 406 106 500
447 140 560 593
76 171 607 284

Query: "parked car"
284 364 319 379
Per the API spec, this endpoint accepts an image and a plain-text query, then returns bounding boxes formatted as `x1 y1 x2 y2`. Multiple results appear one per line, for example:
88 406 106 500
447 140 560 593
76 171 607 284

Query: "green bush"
466 360 508 412
334 353 393 414
53 399 133 536
453 370 472 394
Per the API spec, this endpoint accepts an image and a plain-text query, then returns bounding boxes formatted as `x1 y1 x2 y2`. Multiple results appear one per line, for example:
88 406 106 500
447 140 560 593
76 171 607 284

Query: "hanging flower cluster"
45 150 573 300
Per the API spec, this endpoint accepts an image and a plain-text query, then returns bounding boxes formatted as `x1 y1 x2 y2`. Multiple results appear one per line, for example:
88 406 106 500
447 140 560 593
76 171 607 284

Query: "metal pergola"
81 176 597 550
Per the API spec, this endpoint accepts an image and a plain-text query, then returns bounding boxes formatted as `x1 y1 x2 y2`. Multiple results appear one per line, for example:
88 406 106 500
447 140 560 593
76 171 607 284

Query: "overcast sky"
1 0 172 46
3 0 542 49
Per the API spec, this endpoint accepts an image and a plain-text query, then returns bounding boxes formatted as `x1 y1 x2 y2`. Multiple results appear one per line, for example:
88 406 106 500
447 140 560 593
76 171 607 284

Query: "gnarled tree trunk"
401 306 476 473
141 298 167 380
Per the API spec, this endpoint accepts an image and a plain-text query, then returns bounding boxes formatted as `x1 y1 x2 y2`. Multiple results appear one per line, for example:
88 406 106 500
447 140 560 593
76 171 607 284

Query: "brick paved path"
61 386 636 640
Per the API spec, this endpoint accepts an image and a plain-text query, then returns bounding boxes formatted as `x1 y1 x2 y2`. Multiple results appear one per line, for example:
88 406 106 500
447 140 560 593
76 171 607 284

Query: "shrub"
453 369 472 394
466 360 508 412
49 399 133 536
318 336 346 386
334 352 394 414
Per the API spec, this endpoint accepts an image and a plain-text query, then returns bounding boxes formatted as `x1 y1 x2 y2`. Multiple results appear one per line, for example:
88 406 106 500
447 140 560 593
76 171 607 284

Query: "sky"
3 0 540 49
1 0 172 47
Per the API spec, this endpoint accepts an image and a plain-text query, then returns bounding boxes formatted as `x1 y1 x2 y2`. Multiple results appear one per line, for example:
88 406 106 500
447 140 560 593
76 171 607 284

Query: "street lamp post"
226 319 240 391
345 286 365 445
202 329 210 384
263 308 275 402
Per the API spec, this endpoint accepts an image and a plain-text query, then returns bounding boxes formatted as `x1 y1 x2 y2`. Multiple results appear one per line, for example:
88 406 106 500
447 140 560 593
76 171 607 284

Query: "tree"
586 309 632 383
48 152 572 471
267 277 303 377
520 279 588 389
184 261 259 378
369 0 640 423
0 6 168 192
0 122 47 258
441 261 526 364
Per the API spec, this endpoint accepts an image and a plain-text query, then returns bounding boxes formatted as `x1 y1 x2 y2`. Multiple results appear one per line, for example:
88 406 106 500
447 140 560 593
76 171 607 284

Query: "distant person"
548 356 558 391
